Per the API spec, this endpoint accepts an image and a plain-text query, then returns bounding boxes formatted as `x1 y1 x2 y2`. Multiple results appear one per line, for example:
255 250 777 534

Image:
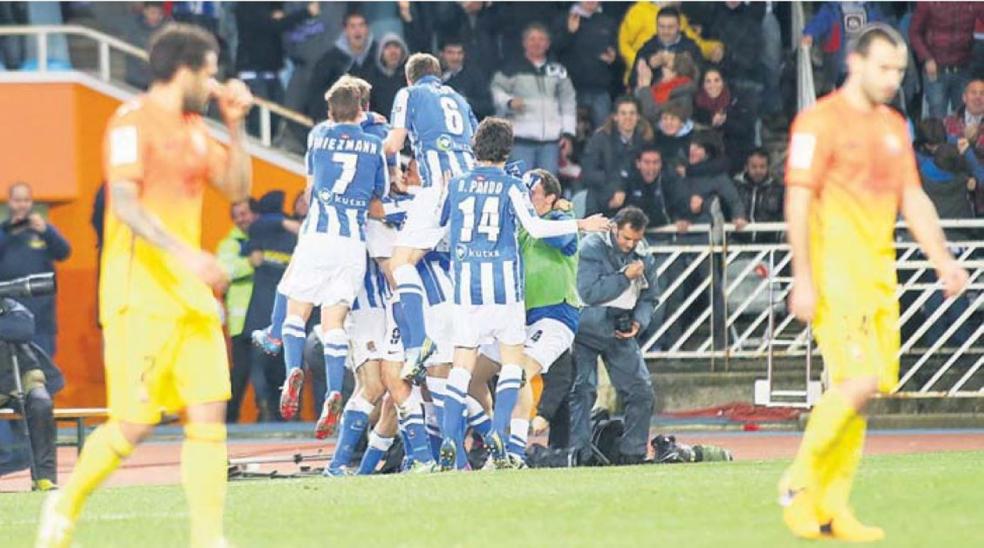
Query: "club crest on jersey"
318 189 334 203
436 134 454 152
455 244 468 261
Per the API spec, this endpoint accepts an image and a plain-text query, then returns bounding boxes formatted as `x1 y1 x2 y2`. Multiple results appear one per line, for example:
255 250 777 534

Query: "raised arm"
384 88 410 155
507 184 609 238
209 80 254 202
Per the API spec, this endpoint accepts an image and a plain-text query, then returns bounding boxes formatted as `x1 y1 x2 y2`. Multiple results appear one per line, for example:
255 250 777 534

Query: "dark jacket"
708 2 764 83
305 36 378 122
0 298 64 397
368 33 409 123
443 64 493 121
624 168 687 229
693 89 757 172
917 151 975 240
234 2 311 73
575 231 660 351
630 33 703 89
733 172 785 224
581 125 652 217
679 159 747 225
243 192 297 334
0 220 70 336
433 2 500 73
552 8 618 93
909 2 982 67
123 14 168 89
653 121 695 169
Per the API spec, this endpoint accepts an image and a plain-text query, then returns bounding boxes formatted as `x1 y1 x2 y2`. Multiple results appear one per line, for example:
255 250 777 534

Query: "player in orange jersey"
37 24 253 548
780 24 969 542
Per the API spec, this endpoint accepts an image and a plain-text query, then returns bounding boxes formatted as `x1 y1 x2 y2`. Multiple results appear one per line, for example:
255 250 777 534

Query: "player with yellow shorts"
37 24 254 548
780 24 969 542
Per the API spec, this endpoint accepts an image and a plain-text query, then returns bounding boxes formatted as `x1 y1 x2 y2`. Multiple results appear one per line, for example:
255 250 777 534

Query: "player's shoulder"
790 94 840 133
875 104 909 133
108 97 148 126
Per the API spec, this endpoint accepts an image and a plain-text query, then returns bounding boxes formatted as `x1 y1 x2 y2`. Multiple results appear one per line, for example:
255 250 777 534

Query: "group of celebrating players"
249 51 609 475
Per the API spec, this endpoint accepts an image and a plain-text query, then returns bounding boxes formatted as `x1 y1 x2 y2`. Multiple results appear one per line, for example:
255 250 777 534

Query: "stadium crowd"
0 1 982 474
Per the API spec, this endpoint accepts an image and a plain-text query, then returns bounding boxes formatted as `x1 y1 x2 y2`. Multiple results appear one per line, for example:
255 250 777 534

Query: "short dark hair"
637 145 662 161
343 11 366 27
327 82 361 122
747 147 770 163
850 23 905 56
691 130 723 159
917 117 947 147
613 95 641 113
661 101 688 122
472 117 513 163
527 169 562 199
657 6 681 22
405 53 441 83
440 36 465 51
147 23 218 84
614 206 649 231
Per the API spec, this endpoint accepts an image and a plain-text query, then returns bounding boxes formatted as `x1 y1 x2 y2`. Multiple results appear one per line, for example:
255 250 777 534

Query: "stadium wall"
0 79 306 418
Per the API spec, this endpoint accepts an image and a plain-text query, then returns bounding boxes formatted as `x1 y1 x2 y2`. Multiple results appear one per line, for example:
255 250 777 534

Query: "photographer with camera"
0 182 71 356
0 274 64 491
570 206 658 465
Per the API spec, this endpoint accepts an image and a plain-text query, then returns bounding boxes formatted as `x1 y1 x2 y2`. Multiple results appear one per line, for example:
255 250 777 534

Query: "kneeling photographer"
0 273 63 490
570 207 658 465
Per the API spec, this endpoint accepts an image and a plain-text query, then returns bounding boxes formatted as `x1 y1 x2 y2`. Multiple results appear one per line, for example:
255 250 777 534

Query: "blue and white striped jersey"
361 111 398 168
390 75 477 187
352 255 389 311
442 165 580 306
303 122 388 240
417 250 452 307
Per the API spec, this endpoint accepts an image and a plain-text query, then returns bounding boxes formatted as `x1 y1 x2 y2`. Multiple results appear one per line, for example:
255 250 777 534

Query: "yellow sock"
57 421 135 520
182 422 227 548
818 415 867 522
788 390 856 489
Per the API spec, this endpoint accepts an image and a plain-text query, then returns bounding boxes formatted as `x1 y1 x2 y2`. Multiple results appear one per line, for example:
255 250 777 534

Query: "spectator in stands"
122 1 168 89
305 11 377 123
234 2 319 135
802 2 884 92
635 51 698 127
707 2 764 132
628 7 707 90
943 80 984 215
491 23 577 175
653 102 695 170
694 68 757 173
571 206 658 465
678 134 747 349
553 1 619 128
242 191 299 421
439 37 493 120
433 1 499 74
368 33 409 124
733 148 784 242
913 118 975 345
396 0 435 54
489 2 567 67
218 200 258 423
619 2 722 85
0 183 70 357
909 2 983 118
624 146 685 233
581 96 654 218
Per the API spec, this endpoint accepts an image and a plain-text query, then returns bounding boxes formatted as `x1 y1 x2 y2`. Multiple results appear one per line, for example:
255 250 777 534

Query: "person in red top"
908 1 984 118
781 24 969 542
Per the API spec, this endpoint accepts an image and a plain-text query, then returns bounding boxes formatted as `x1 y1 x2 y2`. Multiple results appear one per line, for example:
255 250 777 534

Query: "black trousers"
4 387 57 482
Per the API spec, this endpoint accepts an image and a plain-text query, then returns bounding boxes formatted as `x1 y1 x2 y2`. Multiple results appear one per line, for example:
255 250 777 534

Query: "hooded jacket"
368 33 409 122
305 33 378 122
491 56 577 142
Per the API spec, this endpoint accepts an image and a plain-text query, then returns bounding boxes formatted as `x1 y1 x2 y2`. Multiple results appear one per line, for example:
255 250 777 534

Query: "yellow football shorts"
813 301 901 394
103 311 231 424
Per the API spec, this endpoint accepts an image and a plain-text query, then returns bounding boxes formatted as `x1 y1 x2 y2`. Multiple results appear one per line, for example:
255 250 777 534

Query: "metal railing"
0 24 315 147
640 220 984 400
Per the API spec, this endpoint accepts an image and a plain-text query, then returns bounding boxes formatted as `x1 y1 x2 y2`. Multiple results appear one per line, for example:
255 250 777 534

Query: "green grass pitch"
3 451 983 547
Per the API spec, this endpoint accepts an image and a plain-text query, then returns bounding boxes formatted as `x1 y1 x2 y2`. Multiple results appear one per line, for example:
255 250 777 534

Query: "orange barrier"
0 80 306 420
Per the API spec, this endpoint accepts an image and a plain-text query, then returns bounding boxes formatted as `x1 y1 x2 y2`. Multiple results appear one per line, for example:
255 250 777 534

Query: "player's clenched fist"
938 260 969 299
211 78 254 126
179 246 230 292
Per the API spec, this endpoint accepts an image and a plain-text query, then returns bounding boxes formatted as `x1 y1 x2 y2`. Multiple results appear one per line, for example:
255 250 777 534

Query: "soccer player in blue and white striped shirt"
383 53 479 382
437 118 609 470
277 80 388 438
